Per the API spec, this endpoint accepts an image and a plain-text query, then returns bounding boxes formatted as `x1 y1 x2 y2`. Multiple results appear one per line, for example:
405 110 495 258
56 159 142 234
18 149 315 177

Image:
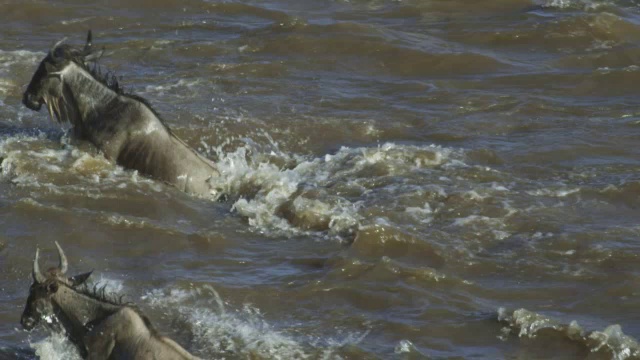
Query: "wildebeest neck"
52 284 123 336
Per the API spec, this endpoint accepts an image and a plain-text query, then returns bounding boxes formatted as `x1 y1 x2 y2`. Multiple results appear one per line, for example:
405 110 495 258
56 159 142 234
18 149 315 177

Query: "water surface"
1 0 640 359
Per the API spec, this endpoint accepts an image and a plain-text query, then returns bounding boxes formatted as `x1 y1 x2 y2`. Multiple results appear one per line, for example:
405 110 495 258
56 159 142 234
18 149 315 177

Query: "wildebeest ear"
82 30 104 63
69 271 93 286
84 30 92 51
50 37 67 62
84 48 104 62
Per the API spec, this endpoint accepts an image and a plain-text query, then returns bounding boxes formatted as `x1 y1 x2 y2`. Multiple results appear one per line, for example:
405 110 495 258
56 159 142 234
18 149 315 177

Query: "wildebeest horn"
82 30 104 62
54 241 68 275
50 37 68 61
83 30 92 55
32 249 46 283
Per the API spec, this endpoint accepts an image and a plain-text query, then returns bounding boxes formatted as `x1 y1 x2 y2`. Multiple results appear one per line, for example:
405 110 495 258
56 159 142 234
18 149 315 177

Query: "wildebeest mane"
86 62 123 95
61 46 175 135
75 282 161 335
55 44 123 96
76 282 128 306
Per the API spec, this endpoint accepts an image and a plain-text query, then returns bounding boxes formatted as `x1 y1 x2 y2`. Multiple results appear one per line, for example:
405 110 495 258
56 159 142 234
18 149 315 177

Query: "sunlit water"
1 0 640 359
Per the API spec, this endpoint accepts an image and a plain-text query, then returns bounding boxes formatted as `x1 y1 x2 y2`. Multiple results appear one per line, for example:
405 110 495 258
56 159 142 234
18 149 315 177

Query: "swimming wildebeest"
21 242 201 359
22 31 221 197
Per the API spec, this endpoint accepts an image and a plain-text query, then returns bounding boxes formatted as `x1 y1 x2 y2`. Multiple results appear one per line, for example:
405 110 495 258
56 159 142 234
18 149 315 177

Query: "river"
1 0 639 359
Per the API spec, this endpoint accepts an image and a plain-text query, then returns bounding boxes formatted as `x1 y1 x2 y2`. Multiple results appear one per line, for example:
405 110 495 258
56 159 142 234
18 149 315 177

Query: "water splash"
142 285 370 359
30 332 82 360
143 286 307 358
208 141 458 239
498 308 640 360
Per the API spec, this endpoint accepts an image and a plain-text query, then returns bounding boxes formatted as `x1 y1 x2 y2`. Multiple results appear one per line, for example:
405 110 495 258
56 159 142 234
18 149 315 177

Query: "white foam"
394 339 415 354
142 285 370 359
0 49 43 101
405 203 433 223
543 0 610 10
589 325 640 360
0 49 43 67
452 215 504 228
143 79 203 97
464 190 488 200
0 132 158 195
1 124 464 240
499 308 640 360
207 141 459 237
0 78 12 96
60 17 94 25
142 286 308 358
30 332 82 360
527 188 580 197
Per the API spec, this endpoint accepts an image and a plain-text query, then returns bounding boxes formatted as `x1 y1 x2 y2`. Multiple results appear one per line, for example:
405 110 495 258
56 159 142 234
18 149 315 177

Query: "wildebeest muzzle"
22 92 43 111
20 314 36 330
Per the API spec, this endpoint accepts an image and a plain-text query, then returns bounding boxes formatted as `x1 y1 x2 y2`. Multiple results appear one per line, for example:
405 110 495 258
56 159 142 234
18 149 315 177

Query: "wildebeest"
21 242 201 360
22 31 221 197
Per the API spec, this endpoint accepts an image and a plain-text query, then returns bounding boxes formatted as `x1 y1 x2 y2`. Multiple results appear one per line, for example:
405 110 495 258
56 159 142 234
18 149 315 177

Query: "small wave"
142 285 369 359
143 286 308 358
543 0 614 11
0 49 43 101
257 31 507 77
352 221 446 269
208 2 294 25
142 79 204 98
394 339 428 356
60 17 94 25
527 187 581 197
0 49 43 67
498 308 640 360
0 132 160 195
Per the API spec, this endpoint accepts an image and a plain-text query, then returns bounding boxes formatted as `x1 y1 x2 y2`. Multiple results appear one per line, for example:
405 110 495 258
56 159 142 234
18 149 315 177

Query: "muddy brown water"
1 0 640 359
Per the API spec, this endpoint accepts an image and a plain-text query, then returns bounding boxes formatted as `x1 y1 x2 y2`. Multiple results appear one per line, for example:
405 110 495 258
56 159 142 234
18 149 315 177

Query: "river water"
1 0 640 359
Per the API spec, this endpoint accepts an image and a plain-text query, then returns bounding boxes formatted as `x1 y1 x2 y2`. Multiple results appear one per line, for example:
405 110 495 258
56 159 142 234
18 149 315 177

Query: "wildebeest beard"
45 82 80 127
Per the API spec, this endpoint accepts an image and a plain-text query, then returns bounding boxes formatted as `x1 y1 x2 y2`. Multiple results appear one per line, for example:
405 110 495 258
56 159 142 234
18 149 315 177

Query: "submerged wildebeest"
21 242 200 360
22 31 220 197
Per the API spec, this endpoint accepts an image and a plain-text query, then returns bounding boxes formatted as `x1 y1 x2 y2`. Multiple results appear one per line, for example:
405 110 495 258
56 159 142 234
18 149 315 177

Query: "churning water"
1 0 640 359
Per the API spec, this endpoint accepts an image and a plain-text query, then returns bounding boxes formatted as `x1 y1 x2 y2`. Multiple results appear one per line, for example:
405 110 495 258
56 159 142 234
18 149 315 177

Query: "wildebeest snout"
20 314 36 330
22 92 42 111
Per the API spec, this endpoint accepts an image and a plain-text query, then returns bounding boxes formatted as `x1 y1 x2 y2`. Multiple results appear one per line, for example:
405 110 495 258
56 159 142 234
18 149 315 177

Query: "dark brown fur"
22 31 221 198
21 242 200 360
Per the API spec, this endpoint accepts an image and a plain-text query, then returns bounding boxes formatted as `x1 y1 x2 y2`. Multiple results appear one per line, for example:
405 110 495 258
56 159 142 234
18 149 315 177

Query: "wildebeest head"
22 30 100 112
21 242 93 330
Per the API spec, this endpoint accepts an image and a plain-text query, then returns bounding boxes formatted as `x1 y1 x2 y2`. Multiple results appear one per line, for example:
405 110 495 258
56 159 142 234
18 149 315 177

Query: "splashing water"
142 285 370 359
207 141 458 239
498 308 640 360
30 332 82 360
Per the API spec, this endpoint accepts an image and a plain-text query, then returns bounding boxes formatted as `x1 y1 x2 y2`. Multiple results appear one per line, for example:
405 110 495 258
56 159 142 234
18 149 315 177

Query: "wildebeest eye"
47 282 59 293
53 47 65 61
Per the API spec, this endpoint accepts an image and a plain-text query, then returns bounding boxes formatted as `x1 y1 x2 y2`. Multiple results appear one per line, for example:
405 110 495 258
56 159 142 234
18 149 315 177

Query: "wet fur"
27 38 220 197
22 244 200 360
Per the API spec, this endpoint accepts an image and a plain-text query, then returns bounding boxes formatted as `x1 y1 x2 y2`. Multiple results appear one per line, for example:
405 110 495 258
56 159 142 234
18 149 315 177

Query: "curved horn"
83 30 93 55
32 249 46 284
54 241 68 275
50 37 68 61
